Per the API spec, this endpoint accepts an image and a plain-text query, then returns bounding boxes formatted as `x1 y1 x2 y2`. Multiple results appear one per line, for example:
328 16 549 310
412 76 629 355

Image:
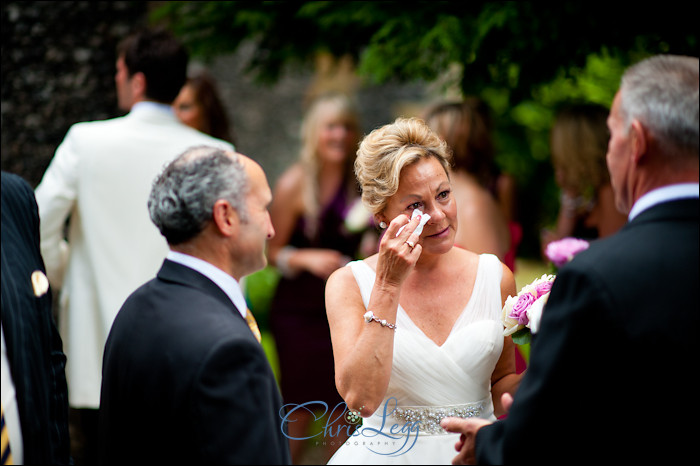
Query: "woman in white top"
325 117 521 464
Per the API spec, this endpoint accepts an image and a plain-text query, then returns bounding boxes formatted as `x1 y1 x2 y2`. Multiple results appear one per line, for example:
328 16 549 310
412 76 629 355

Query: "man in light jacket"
34 28 233 463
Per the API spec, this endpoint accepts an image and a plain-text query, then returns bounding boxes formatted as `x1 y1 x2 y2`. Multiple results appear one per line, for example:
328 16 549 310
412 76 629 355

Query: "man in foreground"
98 146 290 464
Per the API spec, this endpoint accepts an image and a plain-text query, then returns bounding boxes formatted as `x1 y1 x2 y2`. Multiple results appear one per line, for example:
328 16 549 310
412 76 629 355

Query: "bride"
325 117 521 464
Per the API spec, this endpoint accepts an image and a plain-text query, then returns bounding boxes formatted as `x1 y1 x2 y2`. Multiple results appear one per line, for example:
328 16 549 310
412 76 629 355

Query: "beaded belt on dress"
387 399 488 435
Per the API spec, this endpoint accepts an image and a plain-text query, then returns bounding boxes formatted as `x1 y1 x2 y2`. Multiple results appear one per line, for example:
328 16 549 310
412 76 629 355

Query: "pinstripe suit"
1 172 71 464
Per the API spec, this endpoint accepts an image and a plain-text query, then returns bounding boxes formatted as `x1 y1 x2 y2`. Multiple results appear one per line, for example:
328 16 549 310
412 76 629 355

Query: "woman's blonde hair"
550 104 610 199
355 117 452 215
299 93 361 236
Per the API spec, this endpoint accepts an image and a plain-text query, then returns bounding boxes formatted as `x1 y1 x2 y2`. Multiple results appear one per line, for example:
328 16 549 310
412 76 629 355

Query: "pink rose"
545 237 590 268
509 292 535 325
535 280 553 298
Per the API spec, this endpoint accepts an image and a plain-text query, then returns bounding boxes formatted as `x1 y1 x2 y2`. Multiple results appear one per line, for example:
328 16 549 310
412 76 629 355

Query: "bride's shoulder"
328 256 376 290
326 261 364 312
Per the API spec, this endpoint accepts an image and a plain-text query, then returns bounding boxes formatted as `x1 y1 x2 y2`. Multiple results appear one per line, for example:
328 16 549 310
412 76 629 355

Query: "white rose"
344 199 372 233
527 293 549 334
502 295 523 336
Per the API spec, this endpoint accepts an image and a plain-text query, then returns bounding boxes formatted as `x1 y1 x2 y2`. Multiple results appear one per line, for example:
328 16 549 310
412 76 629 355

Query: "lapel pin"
31 270 49 297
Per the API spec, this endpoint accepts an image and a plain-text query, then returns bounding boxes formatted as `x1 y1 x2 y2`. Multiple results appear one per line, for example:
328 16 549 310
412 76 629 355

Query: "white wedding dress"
328 254 504 464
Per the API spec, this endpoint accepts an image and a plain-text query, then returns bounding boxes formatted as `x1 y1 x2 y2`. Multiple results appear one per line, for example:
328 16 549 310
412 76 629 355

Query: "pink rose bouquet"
502 274 556 344
503 238 590 344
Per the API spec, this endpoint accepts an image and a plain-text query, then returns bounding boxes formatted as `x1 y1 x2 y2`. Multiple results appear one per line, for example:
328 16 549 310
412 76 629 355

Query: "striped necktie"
245 309 262 343
1 405 12 465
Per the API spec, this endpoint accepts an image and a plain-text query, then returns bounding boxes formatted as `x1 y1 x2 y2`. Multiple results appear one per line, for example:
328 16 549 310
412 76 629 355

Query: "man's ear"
629 119 649 165
212 199 240 237
130 71 147 101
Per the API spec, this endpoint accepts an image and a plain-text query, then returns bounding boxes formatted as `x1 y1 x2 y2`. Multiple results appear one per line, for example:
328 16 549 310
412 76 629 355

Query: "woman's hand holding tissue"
375 209 429 289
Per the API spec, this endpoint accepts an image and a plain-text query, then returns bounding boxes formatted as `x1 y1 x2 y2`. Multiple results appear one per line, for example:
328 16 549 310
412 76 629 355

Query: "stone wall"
1 1 432 189
1 1 149 187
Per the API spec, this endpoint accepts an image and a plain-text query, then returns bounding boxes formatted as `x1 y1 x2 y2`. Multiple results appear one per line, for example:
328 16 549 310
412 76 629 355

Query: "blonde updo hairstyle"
355 117 453 216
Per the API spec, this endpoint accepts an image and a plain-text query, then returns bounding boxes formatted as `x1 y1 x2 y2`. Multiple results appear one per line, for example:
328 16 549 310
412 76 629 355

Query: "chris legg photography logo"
279 397 421 457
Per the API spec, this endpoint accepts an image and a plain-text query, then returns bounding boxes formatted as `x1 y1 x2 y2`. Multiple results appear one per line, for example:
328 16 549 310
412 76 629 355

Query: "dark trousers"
69 408 98 465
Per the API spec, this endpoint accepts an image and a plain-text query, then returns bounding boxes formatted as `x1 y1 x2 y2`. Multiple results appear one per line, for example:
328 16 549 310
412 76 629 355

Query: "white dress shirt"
628 183 700 221
166 251 248 319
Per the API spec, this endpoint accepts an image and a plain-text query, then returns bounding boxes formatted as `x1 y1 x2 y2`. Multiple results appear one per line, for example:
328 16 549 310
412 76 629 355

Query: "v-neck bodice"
347 254 504 407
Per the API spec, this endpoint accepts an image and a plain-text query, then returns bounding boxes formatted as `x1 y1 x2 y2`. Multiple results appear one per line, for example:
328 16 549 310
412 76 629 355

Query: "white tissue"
396 208 431 237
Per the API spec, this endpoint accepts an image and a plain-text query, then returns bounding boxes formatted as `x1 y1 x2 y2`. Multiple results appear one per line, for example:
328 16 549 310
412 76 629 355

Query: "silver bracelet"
363 310 397 330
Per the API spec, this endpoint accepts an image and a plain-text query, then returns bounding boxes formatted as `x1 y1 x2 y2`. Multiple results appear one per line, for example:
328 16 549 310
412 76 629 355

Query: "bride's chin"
423 235 455 255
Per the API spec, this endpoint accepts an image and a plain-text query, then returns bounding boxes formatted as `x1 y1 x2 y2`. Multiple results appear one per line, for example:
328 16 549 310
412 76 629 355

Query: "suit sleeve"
475 265 616 463
191 336 289 464
1 173 71 464
34 126 81 289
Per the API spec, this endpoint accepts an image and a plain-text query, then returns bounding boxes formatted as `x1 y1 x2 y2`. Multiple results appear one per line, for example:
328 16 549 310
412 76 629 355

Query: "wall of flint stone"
1 1 429 189
1 1 149 187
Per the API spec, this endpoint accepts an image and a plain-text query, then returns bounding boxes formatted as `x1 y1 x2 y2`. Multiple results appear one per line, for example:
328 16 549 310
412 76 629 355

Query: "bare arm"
489 262 522 417
267 165 347 279
325 213 423 416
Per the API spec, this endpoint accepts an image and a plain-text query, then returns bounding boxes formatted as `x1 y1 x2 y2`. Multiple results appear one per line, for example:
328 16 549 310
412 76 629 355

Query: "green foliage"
243 265 280 331
152 1 697 101
151 1 697 256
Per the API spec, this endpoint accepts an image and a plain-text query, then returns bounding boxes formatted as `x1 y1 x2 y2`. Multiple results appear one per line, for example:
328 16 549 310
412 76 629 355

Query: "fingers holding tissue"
398 208 429 254
396 208 431 238
377 209 429 287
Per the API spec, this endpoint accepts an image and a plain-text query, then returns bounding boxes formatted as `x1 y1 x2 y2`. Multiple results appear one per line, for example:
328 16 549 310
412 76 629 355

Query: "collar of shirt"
628 183 700 221
129 100 175 117
166 251 248 319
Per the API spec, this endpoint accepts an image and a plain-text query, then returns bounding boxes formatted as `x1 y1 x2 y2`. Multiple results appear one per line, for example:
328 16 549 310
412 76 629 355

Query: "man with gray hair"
98 146 291 464
442 54 699 463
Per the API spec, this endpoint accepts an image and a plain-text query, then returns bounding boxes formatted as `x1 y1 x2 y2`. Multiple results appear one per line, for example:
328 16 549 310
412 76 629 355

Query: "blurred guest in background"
34 28 233 464
423 98 521 272
541 103 627 253
266 93 375 463
173 70 235 144
2 171 71 465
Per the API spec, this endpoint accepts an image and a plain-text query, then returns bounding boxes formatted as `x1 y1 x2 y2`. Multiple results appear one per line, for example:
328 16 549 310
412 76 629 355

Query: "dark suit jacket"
476 198 699 464
0 172 71 464
98 259 291 464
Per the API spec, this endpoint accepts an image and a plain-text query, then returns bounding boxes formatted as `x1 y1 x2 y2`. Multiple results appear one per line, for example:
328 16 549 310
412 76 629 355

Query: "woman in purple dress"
267 93 376 463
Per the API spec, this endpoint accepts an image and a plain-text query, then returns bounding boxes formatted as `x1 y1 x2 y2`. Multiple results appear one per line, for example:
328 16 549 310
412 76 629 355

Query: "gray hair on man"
148 146 249 245
619 54 699 158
